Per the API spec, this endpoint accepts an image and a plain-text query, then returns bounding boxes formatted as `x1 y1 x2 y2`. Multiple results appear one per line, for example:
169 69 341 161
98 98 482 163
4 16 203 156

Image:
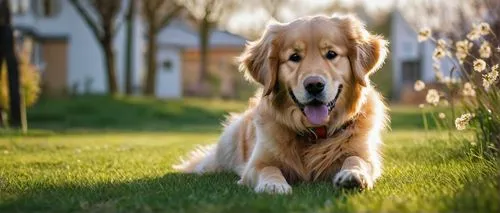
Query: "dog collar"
300 119 354 143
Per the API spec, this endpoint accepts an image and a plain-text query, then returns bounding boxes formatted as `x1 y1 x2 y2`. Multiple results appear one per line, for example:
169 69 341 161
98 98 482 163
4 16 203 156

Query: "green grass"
0 96 498 212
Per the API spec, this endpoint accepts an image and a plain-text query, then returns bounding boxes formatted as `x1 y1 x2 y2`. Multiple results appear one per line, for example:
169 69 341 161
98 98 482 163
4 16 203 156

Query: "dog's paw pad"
333 169 372 191
255 181 292 194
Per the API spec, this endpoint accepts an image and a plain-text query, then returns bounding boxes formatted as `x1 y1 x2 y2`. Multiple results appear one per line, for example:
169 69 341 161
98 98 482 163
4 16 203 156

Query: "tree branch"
157 5 183 31
68 0 103 39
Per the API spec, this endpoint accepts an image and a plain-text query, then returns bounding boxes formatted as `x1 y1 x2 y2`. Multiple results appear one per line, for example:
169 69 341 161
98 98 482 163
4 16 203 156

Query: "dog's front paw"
333 169 373 191
255 180 292 194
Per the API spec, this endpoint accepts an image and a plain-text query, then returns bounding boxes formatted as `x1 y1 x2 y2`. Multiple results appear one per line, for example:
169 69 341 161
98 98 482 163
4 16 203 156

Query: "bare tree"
180 0 239 93
124 0 135 95
0 0 22 128
142 1 183 96
236 0 352 39
69 0 125 95
261 0 288 22
397 0 488 37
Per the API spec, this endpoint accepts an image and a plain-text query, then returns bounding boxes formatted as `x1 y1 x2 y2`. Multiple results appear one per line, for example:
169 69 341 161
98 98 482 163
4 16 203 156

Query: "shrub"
0 53 41 111
416 23 499 159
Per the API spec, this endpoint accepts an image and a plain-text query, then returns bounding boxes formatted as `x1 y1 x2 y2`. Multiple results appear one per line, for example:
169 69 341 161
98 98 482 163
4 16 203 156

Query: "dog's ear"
335 14 388 86
239 24 283 96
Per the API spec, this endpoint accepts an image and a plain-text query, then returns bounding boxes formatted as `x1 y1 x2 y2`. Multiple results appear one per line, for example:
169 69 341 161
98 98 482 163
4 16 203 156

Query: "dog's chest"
279 136 350 183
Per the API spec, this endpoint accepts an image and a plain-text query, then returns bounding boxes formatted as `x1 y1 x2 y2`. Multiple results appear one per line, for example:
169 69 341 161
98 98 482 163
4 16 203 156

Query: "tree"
396 0 496 38
0 0 23 129
261 0 288 22
180 0 238 93
124 0 135 95
142 1 182 96
69 0 125 95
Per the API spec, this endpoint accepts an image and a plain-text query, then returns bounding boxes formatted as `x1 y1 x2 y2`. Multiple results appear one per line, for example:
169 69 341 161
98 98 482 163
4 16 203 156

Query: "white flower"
473 59 487 72
455 40 472 64
437 39 447 48
455 113 472 130
462 82 476 97
478 22 490 35
418 104 425 109
479 41 492 58
426 89 440 106
414 80 426 91
456 52 467 64
438 112 446 119
418 28 431 42
433 47 447 61
467 29 481 40
456 40 473 53
435 71 444 82
482 67 499 90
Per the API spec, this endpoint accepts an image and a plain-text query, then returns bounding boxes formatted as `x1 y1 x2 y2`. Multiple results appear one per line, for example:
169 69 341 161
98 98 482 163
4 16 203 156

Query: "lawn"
0 96 498 213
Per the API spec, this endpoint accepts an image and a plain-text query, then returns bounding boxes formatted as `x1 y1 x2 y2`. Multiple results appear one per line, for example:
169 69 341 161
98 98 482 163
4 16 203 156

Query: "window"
162 60 173 72
33 0 61 17
31 42 45 70
402 60 421 83
9 0 29 15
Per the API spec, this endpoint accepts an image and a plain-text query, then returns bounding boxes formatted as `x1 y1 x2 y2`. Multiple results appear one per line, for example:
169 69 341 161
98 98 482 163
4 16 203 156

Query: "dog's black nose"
304 76 325 96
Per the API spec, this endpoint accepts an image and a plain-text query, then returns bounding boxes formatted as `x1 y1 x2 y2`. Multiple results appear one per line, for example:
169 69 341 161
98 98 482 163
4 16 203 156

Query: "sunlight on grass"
1 129 498 212
0 97 498 212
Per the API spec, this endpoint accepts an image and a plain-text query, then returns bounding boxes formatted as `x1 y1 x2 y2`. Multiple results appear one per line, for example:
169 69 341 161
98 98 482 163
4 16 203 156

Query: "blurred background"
1 0 499 131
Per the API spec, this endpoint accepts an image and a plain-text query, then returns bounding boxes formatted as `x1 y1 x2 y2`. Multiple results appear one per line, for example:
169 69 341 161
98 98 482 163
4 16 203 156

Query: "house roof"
13 25 69 41
156 20 199 48
157 19 247 49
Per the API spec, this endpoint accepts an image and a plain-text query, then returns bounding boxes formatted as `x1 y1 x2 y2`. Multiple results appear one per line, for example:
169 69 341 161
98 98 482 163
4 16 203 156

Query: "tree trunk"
0 0 22 128
143 29 157 96
196 18 211 92
124 0 135 95
101 37 118 95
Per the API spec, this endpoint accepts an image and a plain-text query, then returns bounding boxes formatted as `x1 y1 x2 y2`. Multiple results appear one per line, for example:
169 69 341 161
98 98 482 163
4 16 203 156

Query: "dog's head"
240 14 387 128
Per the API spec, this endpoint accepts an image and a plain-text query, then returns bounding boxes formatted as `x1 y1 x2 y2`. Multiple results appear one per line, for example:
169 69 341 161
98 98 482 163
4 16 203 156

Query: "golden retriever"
174 14 388 194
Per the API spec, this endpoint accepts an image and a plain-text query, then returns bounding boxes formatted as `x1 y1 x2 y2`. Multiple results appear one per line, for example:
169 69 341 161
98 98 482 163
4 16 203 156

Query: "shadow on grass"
8 95 439 136
441 173 500 212
25 96 233 134
2 170 497 213
0 173 349 213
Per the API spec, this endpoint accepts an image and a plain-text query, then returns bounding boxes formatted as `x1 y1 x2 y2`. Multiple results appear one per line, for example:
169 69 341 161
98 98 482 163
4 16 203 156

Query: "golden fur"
174 14 389 194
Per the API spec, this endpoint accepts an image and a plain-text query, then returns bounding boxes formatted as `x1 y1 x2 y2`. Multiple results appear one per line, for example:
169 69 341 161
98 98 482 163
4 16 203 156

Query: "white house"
10 0 247 98
11 0 144 95
390 11 455 101
155 19 247 97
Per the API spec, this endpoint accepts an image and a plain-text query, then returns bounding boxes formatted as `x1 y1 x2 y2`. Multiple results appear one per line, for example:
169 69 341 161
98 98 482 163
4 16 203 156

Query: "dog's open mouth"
289 84 343 125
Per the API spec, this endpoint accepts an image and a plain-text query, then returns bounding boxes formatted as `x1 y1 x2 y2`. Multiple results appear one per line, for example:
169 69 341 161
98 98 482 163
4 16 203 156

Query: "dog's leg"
239 164 292 194
333 156 374 190
254 166 292 194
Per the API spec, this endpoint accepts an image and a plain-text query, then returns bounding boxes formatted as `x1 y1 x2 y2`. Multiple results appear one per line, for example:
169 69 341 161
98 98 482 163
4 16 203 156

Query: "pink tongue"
304 105 328 125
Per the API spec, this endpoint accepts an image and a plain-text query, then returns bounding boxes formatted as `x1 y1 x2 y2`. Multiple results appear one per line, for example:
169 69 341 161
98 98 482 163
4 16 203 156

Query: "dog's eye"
288 53 302 62
325 50 337 60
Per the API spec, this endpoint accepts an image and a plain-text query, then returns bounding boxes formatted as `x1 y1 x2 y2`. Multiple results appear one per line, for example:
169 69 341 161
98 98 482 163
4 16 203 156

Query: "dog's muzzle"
289 84 343 112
